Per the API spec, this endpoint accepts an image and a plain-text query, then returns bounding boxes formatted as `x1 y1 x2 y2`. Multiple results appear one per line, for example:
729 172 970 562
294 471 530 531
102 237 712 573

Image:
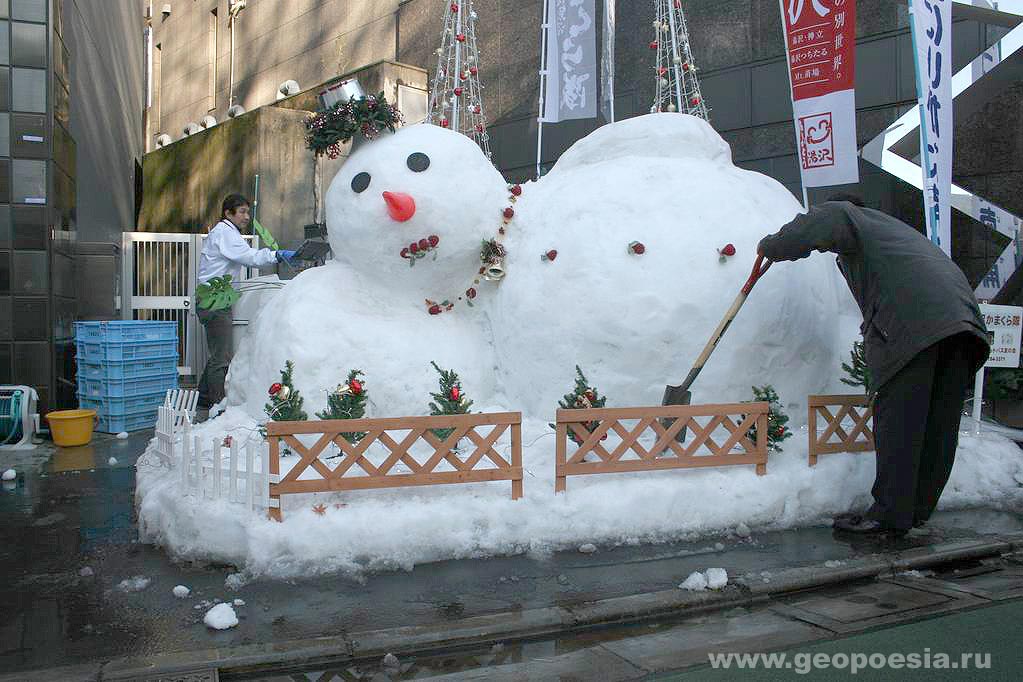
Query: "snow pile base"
117 576 150 593
680 571 708 591
705 568 728 589
172 585 190 598
203 603 238 630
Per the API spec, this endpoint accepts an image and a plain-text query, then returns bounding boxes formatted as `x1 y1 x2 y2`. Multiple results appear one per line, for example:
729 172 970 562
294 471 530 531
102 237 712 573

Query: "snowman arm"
220 227 280 268
757 203 858 262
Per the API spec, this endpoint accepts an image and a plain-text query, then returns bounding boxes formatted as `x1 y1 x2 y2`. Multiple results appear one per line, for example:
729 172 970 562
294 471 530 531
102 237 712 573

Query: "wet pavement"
1 432 1022 677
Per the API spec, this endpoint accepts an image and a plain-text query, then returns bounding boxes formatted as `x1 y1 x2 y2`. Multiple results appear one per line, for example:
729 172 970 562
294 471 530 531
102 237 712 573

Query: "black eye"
351 172 371 193
407 152 430 172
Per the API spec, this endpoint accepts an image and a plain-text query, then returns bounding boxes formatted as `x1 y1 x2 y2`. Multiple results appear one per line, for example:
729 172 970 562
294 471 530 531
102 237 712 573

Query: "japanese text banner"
910 0 953 255
780 0 859 187
542 0 597 122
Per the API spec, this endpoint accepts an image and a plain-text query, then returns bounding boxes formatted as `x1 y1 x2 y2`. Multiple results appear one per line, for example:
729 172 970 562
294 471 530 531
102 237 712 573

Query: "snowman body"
227 115 860 423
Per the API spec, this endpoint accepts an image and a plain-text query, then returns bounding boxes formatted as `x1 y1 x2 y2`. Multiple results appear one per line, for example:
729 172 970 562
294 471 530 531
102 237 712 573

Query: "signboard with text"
780 0 859 187
980 303 1022 368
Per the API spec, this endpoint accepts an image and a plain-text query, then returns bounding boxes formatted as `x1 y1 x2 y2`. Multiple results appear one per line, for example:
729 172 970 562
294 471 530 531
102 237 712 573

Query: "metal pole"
229 14 235 106
664 0 684 114
252 174 260 220
536 0 551 179
972 367 985 434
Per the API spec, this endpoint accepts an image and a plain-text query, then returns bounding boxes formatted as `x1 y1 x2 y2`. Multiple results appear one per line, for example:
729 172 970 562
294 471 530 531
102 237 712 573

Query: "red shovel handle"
741 254 772 296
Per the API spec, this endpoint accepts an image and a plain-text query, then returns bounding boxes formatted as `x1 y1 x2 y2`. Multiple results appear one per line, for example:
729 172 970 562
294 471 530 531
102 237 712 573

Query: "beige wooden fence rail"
807 395 875 466
265 412 523 520
554 403 769 493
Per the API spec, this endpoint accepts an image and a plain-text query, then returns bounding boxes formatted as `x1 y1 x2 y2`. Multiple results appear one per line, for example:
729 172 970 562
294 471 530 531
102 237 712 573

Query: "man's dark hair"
222 193 250 217
826 192 866 207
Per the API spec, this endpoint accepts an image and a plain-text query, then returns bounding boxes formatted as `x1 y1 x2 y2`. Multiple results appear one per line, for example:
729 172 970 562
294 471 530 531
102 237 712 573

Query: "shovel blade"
660 385 692 444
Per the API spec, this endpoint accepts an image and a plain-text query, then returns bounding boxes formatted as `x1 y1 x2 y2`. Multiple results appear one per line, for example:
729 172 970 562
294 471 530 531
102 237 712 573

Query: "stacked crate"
75 321 179 433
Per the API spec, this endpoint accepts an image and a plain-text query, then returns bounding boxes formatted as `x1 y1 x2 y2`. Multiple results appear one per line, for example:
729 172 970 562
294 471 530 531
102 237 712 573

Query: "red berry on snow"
466 287 477 299
503 207 515 219
719 243 736 256
510 184 522 196
428 235 440 247
545 249 558 261
629 241 646 255
428 304 442 315
418 238 430 251
400 247 410 258
410 242 419 253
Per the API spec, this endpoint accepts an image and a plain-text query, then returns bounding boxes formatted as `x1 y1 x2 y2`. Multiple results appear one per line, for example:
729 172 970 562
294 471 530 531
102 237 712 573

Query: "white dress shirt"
197 219 279 284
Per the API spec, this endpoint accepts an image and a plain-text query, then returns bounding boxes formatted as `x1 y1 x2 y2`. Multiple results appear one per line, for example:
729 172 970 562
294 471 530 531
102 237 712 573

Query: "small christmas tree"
428 361 473 441
745 385 791 453
840 340 872 394
316 369 367 446
554 366 607 446
261 360 308 438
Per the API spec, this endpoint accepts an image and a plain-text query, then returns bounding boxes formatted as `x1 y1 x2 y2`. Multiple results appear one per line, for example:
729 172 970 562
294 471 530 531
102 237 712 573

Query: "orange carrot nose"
382 191 416 222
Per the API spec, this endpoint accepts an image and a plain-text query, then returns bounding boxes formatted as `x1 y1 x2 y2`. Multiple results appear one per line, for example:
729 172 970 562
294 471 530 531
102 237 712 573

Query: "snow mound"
173 585 190 598
2 469 15 481
680 571 708 591
579 543 598 554
706 567 728 589
203 603 238 630
118 576 150 593
116 432 129 440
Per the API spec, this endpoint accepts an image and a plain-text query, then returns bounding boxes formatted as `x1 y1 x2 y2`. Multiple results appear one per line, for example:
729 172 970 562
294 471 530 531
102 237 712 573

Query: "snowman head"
325 124 507 293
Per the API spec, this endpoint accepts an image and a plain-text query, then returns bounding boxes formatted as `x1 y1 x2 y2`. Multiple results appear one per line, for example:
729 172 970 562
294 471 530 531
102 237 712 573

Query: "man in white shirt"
197 194 294 412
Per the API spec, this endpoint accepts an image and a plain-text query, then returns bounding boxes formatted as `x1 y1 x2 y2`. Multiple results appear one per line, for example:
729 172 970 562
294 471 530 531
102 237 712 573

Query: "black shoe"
833 516 907 537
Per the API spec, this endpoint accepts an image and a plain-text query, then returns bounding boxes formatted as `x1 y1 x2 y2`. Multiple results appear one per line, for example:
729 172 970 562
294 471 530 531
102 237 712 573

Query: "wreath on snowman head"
305 92 404 159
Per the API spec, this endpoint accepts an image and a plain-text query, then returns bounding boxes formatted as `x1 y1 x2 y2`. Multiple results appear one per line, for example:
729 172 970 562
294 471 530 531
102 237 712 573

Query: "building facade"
145 1 1022 298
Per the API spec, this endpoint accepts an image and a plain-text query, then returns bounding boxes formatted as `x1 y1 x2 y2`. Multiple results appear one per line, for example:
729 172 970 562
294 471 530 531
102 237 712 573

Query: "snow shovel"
660 254 773 444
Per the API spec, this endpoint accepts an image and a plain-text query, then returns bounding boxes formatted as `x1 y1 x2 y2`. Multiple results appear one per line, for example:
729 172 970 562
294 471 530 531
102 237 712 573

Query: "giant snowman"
226 114 861 422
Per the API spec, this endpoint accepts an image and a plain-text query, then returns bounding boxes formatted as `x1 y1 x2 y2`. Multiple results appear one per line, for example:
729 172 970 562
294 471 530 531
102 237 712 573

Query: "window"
11 0 45 23
12 22 44 67
11 158 43 203
11 67 43 112
12 112 45 158
12 204 44 249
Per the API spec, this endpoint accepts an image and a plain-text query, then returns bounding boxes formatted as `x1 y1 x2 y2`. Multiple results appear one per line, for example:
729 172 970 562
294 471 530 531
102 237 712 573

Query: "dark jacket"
758 201 990 391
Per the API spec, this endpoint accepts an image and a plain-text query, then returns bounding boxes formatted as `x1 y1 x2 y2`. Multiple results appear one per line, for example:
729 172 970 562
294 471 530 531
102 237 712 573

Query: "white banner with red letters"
910 0 953 256
779 0 859 187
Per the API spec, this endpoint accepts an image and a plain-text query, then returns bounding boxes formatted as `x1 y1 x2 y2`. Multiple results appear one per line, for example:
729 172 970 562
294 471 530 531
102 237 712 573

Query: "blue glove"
276 249 296 264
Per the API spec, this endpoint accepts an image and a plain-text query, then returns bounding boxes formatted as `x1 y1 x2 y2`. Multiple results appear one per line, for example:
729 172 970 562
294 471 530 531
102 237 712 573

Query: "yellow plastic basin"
46 409 98 447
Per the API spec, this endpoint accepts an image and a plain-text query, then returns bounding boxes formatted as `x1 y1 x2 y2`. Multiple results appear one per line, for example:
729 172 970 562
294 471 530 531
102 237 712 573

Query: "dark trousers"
197 307 234 409
869 333 979 530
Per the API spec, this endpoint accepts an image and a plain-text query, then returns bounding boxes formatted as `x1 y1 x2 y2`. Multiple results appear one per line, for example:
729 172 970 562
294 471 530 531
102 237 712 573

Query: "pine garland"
428 361 473 441
316 369 367 446
840 340 872 394
745 385 792 453
305 92 404 158
260 360 308 438
552 366 607 446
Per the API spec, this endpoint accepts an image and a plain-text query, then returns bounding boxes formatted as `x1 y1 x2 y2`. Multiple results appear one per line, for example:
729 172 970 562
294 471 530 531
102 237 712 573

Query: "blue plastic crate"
78 390 168 417
77 357 179 381
77 371 177 399
75 321 177 344
96 408 160 434
77 339 178 362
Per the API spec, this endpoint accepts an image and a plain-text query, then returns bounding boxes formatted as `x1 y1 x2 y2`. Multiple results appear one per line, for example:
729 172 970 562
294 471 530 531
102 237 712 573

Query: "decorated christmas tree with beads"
745 385 791 452
316 369 367 445
428 361 473 440
261 360 308 437
556 366 608 446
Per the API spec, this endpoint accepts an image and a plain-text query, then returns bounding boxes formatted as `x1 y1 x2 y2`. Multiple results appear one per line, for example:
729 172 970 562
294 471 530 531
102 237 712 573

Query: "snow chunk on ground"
118 576 150 593
579 543 598 554
2 469 15 481
116 432 129 440
734 522 751 538
173 585 190 598
203 603 238 630
680 571 708 591
225 573 245 590
706 567 728 589
382 653 400 668
108 457 118 465
232 598 245 606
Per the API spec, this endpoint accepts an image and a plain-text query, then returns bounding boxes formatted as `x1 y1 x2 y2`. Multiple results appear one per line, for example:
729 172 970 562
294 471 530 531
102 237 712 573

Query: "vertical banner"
910 0 953 255
601 0 615 122
542 0 598 122
779 0 859 188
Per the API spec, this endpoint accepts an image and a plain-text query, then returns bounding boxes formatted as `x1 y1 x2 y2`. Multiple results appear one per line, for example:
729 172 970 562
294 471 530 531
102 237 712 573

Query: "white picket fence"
154 405 279 513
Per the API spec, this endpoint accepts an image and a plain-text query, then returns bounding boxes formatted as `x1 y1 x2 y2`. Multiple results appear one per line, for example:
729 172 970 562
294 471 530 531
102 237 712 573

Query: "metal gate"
121 232 259 377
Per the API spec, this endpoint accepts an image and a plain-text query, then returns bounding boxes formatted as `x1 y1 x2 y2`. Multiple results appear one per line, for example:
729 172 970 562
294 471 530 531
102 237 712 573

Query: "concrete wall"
147 0 399 150
64 0 145 244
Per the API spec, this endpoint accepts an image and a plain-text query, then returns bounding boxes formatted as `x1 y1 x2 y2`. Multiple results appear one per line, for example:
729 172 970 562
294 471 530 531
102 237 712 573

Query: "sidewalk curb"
7 533 1021 681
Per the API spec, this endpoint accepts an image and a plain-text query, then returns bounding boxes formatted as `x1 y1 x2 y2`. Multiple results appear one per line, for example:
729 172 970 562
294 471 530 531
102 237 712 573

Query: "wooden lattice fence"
554 403 769 492
807 395 875 466
265 412 523 520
